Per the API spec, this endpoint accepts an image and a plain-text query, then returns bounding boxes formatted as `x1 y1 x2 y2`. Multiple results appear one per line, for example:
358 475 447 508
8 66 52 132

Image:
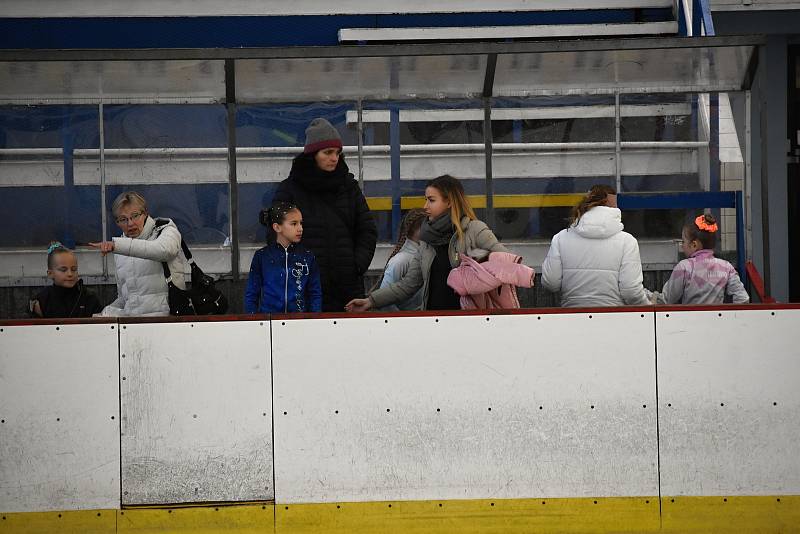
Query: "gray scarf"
419 212 454 246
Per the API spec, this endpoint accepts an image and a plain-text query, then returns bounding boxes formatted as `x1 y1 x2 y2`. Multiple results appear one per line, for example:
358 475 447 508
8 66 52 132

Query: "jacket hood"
399 239 421 255
572 206 624 239
136 216 157 239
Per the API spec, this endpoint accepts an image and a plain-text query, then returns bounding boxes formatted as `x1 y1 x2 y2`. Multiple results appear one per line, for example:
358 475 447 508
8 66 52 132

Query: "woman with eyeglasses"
90 191 188 316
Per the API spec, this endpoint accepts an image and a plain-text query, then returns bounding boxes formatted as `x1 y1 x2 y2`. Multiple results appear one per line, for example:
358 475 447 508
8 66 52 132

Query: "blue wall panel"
0 9 673 49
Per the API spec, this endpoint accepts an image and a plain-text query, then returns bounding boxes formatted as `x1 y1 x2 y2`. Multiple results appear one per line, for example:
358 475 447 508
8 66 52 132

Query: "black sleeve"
352 189 378 275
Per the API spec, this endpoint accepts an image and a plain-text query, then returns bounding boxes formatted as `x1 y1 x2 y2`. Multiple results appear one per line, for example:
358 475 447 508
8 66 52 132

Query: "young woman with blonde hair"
346 175 507 312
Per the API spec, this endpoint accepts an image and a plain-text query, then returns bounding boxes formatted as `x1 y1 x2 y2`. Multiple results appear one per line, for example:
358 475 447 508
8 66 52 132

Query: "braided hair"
371 208 427 292
387 208 427 264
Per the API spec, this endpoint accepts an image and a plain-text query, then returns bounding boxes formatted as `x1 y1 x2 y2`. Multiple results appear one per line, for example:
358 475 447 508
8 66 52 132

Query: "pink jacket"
447 252 535 310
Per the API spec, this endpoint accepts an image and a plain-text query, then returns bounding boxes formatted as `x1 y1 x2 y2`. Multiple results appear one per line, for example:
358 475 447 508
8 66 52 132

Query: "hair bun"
47 241 65 254
694 214 719 233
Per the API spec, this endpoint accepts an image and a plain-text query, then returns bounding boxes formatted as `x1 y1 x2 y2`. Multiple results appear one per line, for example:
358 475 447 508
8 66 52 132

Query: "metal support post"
225 59 240 280
357 99 364 191
389 106 401 239
615 92 622 192
99 103 108 277
736 190 747 286
483 97 495 230
62 116 75 249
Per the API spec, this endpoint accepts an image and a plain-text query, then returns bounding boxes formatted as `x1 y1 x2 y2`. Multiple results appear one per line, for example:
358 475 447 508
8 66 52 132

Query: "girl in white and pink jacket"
650 214 749 305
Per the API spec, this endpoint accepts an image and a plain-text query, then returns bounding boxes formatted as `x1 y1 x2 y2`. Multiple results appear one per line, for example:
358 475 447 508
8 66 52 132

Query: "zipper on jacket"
283 247 289 313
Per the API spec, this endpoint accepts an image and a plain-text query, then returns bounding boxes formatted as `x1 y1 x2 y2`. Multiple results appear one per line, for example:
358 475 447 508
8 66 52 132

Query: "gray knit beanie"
303 118 343 154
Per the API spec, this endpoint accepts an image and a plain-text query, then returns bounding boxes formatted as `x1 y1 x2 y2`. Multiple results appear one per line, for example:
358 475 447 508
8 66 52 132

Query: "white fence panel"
0 323 120 512
657 309 800 495
272 312 658 504
119 320 272 504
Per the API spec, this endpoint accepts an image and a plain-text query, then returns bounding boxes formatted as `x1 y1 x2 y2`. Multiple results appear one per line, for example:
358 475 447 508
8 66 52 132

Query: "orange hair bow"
695 215 718 233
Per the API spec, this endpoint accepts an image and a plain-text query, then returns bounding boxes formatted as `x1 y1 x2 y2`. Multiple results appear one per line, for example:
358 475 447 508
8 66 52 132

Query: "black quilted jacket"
272 153 378 312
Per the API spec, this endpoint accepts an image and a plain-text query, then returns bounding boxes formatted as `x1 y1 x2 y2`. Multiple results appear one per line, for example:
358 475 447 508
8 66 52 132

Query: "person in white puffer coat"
542 185 649 308
90 191 187 316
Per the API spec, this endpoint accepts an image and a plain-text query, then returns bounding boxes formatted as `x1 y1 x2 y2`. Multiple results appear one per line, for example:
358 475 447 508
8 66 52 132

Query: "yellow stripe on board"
661 495 800 533
366 194 583 212
0 509 117 534
116 505 274 534
276 497 659 534
2 496 798 533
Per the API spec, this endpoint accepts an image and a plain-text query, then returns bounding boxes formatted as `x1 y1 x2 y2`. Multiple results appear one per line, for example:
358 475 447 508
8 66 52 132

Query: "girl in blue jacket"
245 202 322 313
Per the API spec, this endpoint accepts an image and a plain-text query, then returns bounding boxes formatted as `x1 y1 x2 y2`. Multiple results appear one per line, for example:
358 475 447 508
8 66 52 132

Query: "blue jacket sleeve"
307 254 323 312
244 251 263 314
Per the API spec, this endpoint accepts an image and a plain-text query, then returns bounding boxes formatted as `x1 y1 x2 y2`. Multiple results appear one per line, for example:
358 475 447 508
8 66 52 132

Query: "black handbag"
156 222 228 316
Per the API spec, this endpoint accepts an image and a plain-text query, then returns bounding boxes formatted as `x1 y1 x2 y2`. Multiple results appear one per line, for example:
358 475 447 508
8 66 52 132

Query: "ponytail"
571 184 617 225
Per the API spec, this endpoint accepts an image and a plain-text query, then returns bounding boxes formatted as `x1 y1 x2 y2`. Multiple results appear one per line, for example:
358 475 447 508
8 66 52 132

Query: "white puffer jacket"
99 216 187 317
542 206 649 308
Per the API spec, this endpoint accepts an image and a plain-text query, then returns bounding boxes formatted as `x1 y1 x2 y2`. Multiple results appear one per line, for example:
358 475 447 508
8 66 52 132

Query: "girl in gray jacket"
346 175 507 312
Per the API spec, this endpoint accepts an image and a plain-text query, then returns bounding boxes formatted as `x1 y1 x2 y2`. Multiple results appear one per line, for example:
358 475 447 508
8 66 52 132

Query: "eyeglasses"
115 211 145 225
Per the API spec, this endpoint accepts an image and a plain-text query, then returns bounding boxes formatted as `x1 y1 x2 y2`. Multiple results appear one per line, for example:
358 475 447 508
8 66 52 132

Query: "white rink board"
0 323 120 513
272 312 658 504
657 309 800 496
120 320 273 504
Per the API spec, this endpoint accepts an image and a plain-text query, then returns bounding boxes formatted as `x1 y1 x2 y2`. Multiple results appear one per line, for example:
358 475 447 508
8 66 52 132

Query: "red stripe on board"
118 313 268 325
275 305 659 321
655 303 799 313
0 317 116 327
3 304 798 327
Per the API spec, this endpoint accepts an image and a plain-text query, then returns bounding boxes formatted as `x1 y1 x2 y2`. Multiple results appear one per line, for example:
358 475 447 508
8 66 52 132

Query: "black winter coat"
34 280 103 318
272 153 378 312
